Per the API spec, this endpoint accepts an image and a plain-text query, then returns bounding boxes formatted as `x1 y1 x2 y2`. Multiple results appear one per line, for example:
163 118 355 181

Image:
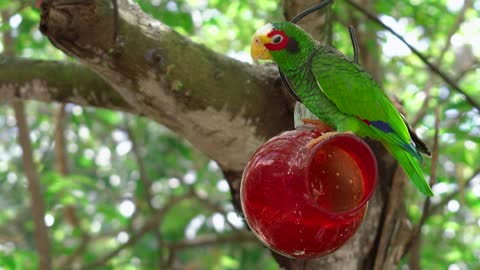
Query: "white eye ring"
271 34 283 44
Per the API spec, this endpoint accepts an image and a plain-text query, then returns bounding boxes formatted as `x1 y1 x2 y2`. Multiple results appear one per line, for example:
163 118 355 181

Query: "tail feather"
386 144 433 196
400 113 432 157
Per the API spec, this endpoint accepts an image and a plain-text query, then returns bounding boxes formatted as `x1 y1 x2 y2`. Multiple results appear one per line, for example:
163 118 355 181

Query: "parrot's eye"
271 34 283 44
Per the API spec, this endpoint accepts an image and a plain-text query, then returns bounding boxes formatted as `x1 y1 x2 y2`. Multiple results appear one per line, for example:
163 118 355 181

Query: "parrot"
251 22 433 196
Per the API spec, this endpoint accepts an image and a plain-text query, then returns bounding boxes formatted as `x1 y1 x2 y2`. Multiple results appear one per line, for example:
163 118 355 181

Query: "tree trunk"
0 0 415 269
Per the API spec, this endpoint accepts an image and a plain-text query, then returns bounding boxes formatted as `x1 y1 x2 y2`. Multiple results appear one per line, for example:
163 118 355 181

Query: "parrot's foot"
302 118 333 133
306 131 355 149
306 132 337 149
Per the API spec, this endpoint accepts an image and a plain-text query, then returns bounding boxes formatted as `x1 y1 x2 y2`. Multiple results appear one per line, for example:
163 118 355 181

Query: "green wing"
310 45 411 144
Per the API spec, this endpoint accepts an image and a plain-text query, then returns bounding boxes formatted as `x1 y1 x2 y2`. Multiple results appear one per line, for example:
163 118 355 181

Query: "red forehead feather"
265 30 289 51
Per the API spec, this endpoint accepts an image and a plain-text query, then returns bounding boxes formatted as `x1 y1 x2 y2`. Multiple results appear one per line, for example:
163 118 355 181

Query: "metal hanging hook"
290 0 335 24
348 25 360 64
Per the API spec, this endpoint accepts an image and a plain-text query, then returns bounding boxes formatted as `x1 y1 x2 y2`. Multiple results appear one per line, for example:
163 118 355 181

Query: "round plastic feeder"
241 128 378 258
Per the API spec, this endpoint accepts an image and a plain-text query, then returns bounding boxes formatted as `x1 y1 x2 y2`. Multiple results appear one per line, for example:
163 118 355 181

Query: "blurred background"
0 0 479 269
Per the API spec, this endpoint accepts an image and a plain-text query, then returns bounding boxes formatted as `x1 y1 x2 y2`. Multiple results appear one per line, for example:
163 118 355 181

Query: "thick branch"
0 58 133 112
39 0 293 173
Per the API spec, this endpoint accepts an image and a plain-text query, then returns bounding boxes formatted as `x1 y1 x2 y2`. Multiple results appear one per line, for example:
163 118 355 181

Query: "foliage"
0 0 479 269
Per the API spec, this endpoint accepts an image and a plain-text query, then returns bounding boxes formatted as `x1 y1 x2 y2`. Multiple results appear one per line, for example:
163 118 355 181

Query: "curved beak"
251 26 273 62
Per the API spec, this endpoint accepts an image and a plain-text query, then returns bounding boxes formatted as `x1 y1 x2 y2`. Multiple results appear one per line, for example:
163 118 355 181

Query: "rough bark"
1 0 414 269
0 58 132 112
37 0 293 174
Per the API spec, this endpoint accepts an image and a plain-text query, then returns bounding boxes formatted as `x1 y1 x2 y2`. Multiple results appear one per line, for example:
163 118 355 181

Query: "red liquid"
241 129 377 258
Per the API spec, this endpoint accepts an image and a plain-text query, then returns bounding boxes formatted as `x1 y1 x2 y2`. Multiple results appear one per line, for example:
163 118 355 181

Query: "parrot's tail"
386 144 434 196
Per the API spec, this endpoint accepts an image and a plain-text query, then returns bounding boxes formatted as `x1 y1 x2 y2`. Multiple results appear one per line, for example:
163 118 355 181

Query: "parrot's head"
250 22 314 64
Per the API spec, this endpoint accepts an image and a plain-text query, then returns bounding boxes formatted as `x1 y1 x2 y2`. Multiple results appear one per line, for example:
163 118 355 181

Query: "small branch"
167 232 257 250
82 194 191 269
12 101 53 270
185 186 238 231
437 0 472 62
345 0 480 111
125 121 166 267
58 234 91 270
412 60 478 126
52 105 92 269
428 168 480 216
411 0 472 127
125 124 155 210
54 104 68 174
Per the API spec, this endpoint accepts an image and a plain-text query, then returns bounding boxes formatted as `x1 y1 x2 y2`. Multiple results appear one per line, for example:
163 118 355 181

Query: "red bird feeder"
241 127 377 258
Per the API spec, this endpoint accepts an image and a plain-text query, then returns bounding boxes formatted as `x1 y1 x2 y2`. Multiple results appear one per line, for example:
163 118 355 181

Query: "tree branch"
0 58 133 112
167 232 257 250
428 168 480 216
12 101 53 270
38 0 293 174
125 122 166 267
411 0 473 127
54 104 68 174
81 194 191 269
345 0 480 111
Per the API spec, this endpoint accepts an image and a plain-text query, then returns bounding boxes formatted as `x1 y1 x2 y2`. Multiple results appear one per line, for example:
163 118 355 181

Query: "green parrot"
251 22 433 196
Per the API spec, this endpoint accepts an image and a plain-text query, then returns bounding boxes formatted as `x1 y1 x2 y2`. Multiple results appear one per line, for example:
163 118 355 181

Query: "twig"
59 234 91 270
125 121 166 267
345 0 480 111
188 187 239 231
51 105 92 269
400 167 480 261
82 194 191 269
12 101 53 270
428 168 480 216
167 232 257 250
54 104 68 174
412 60 478 126
125 124 155 210
411 0 472 127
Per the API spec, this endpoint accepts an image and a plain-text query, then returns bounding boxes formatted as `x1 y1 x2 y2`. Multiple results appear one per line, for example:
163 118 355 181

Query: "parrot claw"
302 118 333 133
306 132 337 149
306 131 356 149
